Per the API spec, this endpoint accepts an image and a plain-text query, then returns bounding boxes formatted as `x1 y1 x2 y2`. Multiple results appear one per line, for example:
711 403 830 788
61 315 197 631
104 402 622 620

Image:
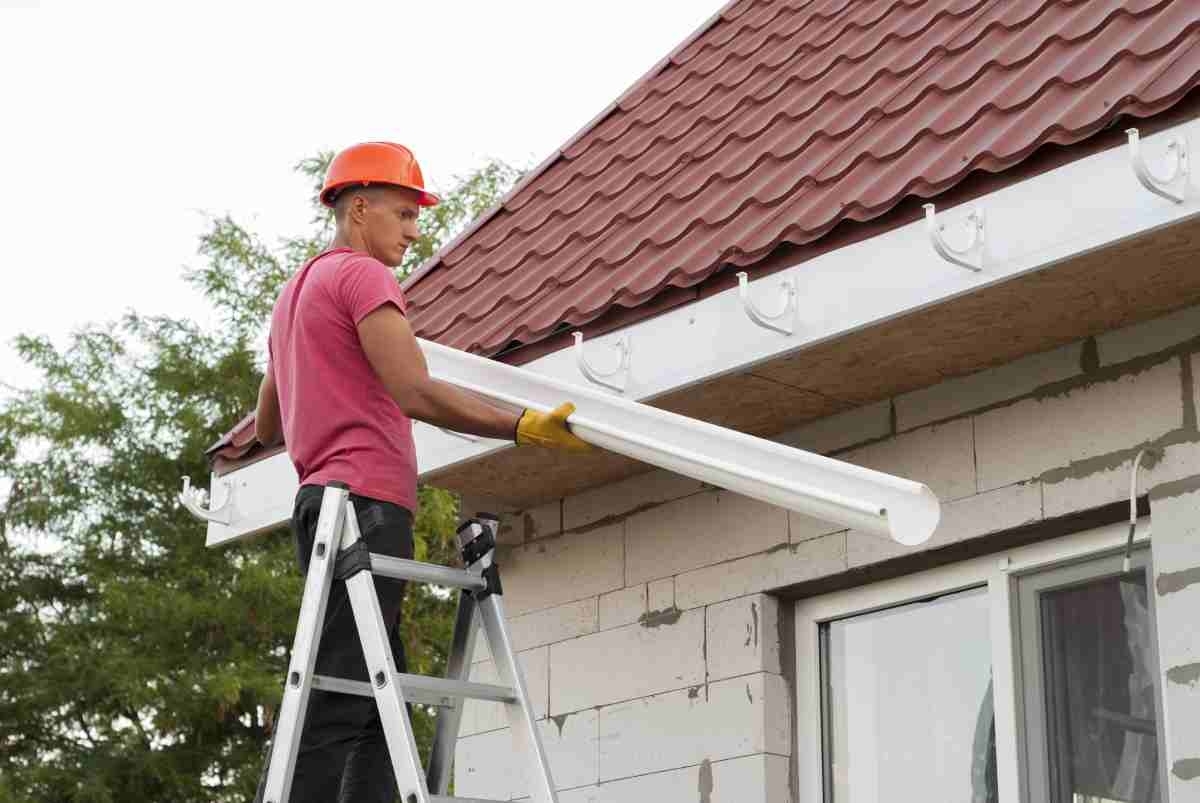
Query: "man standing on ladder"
252 141 591 802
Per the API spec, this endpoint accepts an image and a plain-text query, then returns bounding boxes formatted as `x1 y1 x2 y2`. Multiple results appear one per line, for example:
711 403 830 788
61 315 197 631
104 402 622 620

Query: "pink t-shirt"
268 247 418 512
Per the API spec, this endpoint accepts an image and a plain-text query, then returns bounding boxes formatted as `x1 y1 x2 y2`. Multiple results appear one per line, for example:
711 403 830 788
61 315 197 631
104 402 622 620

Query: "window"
822 587 997 802
794 521 1168 803
1018 551 1167 803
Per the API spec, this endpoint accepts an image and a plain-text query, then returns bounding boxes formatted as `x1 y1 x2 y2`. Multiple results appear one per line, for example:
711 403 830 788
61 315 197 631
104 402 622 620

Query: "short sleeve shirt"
268 247 418 512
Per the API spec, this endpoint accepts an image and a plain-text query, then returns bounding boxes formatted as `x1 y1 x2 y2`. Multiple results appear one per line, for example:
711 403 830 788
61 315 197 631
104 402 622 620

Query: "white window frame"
794 518 1154 803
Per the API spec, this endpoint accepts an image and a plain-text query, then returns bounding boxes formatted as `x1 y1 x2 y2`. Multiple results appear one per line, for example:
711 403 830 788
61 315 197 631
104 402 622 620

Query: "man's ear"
349 191 370 224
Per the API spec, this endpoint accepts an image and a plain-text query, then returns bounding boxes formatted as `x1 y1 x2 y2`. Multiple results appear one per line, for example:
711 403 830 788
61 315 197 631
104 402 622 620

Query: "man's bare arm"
255 366 283 446
357 305 520 439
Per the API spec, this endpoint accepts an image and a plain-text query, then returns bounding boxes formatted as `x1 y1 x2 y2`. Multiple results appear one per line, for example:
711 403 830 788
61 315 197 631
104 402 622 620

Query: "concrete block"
675 532 846 609
895 342 1081 431
597 673 790 781
563 469 704 532
461 647 549 737
789 508 848 543
1097 303 1200 366
1148 490 1200 667
647 578 674 613
499 523 624 616
549 609 705 715
843 417 976 501
847 482 1042 569
974 360 1183 492
598 585 646 631
554 753 790 803
455 708 600 799
508 597 598 653
1152 488 1200 801
518 499 562 542
625 490 788 585
1044 438 1200 519
706 595 782 681
776 399 892 455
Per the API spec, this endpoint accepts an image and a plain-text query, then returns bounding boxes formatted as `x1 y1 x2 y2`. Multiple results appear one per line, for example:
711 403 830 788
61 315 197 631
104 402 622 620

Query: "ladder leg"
478 592 559 803
340 501 431 803
261 483 349 803
426 591 479 793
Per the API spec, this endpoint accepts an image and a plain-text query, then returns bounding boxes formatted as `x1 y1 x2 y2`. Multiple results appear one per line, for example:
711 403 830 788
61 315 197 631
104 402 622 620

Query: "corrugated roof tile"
403 0 1200 357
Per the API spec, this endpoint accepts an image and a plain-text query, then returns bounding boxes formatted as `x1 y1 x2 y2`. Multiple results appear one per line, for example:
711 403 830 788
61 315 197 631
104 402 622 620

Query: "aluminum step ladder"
260 482 556 803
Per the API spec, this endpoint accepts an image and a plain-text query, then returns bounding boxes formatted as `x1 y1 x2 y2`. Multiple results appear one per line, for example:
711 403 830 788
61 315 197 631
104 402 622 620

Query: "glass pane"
1040 570 1161 803
824 587 997 803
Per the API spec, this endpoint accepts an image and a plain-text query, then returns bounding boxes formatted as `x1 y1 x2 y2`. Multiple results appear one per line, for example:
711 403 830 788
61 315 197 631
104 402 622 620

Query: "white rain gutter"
186 342 940 547
186 118 1198 547
422 340 939 545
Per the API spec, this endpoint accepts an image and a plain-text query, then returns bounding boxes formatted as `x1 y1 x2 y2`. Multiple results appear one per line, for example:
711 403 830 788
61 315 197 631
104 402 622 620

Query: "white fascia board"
200 119 1199 547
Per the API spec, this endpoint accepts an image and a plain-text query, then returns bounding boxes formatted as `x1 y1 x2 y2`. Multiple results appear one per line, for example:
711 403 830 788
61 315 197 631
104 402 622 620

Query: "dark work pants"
255 484 414 803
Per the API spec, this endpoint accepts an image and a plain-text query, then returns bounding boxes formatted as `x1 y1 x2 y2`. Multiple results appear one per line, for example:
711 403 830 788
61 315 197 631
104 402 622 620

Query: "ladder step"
369 553 487 592
312 673 515 708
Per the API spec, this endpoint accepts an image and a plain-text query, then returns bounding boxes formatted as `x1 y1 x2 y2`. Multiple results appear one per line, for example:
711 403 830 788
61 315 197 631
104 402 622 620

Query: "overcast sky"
0 0 719 393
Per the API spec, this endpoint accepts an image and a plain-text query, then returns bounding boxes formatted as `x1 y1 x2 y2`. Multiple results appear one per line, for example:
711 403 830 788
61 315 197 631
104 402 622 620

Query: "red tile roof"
402 0 1200 358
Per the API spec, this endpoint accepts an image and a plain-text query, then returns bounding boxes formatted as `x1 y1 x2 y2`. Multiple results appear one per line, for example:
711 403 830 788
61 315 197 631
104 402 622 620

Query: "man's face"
359 186 422 268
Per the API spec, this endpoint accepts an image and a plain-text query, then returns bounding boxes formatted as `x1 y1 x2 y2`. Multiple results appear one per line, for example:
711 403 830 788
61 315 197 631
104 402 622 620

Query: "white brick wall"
705 595 781 681
455 708 600 799
895 341 1082 431
457 303 1200 800
675 532 845 609
842 417 977 500
1145 488 1200 799
549 609 706 714
624 490 788 585
974 358 1183 492
597 673 790 781
553 753 790 803
499 523 624 616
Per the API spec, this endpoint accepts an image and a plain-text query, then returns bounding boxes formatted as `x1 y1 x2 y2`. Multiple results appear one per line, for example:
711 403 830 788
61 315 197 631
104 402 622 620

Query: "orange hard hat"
320 142 440 208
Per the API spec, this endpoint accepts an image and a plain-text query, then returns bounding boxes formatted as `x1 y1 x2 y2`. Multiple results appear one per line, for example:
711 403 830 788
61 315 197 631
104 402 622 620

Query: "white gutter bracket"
737 271 798 335
1126 128 1189 204
923 202 984 272
573 331 631 394
179 475 234 525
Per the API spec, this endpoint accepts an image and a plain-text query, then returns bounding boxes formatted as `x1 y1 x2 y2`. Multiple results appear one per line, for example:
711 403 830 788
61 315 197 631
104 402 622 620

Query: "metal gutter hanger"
423 338 940 546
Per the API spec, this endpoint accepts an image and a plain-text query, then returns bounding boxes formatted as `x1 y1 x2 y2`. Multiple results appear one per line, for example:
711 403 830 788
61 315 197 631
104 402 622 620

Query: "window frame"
1016 548 1169 803
793 518 1157 803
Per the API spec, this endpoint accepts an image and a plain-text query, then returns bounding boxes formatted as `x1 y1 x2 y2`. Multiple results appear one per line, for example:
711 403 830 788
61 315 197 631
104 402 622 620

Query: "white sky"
0 0 720 393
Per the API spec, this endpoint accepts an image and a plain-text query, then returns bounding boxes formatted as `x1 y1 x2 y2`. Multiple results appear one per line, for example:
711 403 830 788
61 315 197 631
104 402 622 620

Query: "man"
252 141 589 802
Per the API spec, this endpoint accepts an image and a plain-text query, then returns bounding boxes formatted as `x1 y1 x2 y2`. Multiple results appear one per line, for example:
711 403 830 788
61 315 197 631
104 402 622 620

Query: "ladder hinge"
473 563 503 600
335 541 373 581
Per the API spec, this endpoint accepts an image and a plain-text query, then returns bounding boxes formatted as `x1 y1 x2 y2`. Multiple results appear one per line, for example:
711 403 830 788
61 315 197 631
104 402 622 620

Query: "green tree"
0 156 521 802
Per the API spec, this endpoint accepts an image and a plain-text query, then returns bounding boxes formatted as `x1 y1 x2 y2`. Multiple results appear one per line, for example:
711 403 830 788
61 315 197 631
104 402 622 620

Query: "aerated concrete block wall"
455 303 1200 802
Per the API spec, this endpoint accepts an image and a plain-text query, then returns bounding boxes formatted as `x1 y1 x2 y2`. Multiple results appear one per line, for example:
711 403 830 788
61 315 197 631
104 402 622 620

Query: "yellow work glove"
516 402 594 453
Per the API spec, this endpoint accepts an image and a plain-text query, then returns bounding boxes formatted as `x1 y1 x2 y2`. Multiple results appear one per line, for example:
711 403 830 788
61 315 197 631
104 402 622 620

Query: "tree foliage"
0 156 520 801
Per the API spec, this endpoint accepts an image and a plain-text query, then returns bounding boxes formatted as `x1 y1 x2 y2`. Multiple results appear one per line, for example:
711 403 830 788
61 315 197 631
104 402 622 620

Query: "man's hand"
516 403 594 453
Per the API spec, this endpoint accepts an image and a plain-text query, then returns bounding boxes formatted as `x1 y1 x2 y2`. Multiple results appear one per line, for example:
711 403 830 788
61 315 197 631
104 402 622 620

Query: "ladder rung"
431 797 506 803
312 673 516 708
369 554 487 592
